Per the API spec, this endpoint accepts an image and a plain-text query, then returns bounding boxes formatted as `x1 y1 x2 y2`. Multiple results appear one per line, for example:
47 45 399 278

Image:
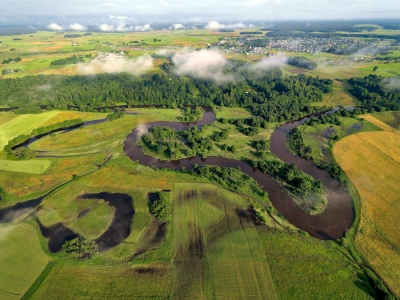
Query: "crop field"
32 262 172 300
173 183 277 300
0 111 59 149
0 158 52 174
333 114 400 297
0 224 50 300
259 229 375 299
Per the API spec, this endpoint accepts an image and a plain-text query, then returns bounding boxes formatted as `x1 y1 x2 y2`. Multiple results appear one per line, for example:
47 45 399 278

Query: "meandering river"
123 107 353 239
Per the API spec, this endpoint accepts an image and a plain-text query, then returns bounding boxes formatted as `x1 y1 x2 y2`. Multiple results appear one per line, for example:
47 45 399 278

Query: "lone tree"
373 66 378 72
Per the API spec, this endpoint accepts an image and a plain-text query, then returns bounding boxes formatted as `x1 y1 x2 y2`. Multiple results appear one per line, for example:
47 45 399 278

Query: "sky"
0 0 399 25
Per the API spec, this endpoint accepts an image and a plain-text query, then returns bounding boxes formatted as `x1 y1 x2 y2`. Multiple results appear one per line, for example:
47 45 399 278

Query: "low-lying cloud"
171 23 184 30
382 77 400 90
204 21 249 30
69 23 87 31
172 48 233 83
252 53 288 70
78 54 153 75
47 23 87 31
99 23 151 32
47 23 63 31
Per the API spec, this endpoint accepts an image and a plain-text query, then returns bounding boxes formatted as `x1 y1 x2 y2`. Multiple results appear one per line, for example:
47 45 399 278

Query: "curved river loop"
123 107 354 240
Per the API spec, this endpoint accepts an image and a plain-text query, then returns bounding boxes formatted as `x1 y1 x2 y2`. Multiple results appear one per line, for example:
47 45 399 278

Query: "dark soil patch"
77 208 90 219
131 220 167 258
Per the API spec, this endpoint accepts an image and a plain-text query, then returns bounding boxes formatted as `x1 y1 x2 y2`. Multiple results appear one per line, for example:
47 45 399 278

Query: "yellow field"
333 114 400 297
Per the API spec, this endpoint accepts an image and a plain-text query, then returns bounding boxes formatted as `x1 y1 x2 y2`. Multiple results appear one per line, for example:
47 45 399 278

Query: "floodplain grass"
173 183 277 300
369 110 400 130
0 158 52 174
259 228 375 299
0 111 59 149
214 106 253 119
32 109 182 151
0 224 50 300
32 262 172 300
333 114 400 297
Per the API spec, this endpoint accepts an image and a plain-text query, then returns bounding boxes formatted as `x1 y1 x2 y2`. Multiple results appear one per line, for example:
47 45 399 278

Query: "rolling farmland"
333 114 400 297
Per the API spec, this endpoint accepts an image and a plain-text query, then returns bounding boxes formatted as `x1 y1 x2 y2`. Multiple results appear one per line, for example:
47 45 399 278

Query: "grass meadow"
370 110 400 130
0 224 50 300
333 114 400 297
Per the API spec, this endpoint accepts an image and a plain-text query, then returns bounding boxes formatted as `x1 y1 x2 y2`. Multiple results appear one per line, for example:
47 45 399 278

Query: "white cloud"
79 54 153 75
243 0 268 5
110 15 128 20
172 48 233 83
204 21 248 30
252 53 288 69
102 2 116 7
69 23 87 31
134 24 151 31
171 23 184 30
99 24 114 31
47 23 63 31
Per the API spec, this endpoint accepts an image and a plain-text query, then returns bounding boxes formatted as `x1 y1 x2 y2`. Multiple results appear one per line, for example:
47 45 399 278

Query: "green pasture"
0 111 59 149
214 107 253 119
0 224 50 300
0 159 52 174
32 262 172 300
0 113 18 126
260 229 375 299
370 110 400 130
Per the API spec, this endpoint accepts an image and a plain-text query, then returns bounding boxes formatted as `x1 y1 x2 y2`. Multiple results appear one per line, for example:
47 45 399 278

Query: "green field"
0 111 59 149
0 159 52 174
0 224 50 300
173 183 277 300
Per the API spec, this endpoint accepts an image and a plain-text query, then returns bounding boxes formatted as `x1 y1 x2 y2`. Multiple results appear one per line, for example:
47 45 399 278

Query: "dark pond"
124 107 354 240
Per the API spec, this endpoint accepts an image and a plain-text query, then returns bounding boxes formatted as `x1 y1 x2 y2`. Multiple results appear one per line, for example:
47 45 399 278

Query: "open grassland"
319 81 357 107
0 152 107 205
333 114 400 297
0 224 50 300
32 262 172 300
259 229 375 299
0 111 59 149
40 111 108 127
0 159 52 174
369 110 400 130
173 183 277 300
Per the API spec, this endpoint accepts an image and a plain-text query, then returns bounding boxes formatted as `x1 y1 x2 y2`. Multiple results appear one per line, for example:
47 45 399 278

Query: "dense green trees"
287 56 317 70
0 70 332 123
348 74 400 108
50 55 85 66
2 57 21 64
107 111 124 121
148 191 172 222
